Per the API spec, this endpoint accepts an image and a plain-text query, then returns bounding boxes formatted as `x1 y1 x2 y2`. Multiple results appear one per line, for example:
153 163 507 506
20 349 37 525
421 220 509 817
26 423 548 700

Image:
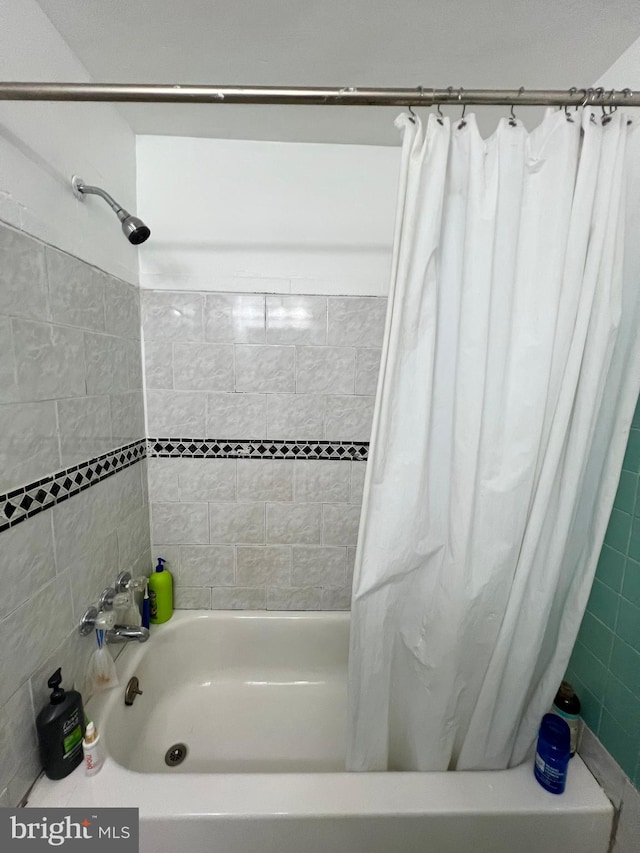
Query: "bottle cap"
47 668 66 705
84 721 98 744
558 681 575 700
155 557 166 573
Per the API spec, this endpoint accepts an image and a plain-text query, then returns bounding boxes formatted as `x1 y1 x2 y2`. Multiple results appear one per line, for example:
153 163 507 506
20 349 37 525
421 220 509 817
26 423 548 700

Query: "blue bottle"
534 713 571 794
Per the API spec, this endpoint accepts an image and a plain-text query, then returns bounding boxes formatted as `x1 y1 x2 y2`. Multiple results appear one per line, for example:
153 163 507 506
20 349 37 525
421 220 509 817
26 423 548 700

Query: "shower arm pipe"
74 180 127 220
0 82 638 107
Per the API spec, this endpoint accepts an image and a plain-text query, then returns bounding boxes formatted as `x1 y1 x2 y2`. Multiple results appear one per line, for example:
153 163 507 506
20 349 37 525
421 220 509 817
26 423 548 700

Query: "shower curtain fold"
347 108 640 772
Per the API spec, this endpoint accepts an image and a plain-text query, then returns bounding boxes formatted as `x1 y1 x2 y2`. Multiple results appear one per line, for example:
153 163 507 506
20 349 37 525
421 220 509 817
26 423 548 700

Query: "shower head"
71 175 150 245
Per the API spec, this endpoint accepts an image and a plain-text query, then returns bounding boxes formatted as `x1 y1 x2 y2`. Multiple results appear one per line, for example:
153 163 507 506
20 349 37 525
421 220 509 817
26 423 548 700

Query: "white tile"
267 586 321 610
293 460 350 503
11 319 86 402
147 457 180 502
178 545 235 586
328 297 386 347
46 246 106 332
52 478 114 567
266 295 327 345
84 331 129 395
29 628 95 714
0 401 59 493
178 458 236 501
578 725 627 808
110 464 145 529
266 394 324 439
209 502 265 544
127 339 144 391
57 395 113 467
207 393 266 438
144 341 173 389
292 546 348 587
236 546 291 586
0 224 48 322
104 276 140 340
235 345 294 393
237 459 294 501
151 545 179 574
0 512 55 620
296 346 355 394
117 505 151 572
174 587 212 609
347 547 357 585
325 395 375 441
109 391 145 445
204 293 265 343
266 503 322 545
355 347 381 395
323 503 362 546
0 573 74 707
350 462 367 503
146 390 206 436
173 343 234 391
151 502 209 544
141 291 203 341
210 587 266 610
0 317 15 396
66 531 118 623
321 587 351 610
0 682 40 802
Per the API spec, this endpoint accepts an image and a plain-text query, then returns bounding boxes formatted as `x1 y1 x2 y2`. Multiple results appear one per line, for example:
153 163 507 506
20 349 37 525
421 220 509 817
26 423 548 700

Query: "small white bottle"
82 721 104 776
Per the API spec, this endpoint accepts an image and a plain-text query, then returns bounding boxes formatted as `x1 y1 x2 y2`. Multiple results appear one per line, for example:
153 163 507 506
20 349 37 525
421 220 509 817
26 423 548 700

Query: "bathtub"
28 610 612 853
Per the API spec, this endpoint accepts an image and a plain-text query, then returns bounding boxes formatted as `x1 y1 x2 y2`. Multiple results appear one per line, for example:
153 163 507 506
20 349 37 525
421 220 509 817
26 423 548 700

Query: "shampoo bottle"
149 557 173 624
82 721 104 776
36 668 85 780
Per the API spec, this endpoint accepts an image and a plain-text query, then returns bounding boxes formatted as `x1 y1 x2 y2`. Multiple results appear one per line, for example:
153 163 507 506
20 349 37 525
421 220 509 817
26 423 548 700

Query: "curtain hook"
436 102 444 125
622 88 634 125
508 86 524 127
457 87 467 128
407 104 417 124
564 87 577 122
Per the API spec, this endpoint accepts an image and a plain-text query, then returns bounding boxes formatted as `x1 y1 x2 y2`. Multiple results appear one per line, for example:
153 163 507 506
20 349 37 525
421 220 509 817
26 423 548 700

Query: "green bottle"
149 557 173 624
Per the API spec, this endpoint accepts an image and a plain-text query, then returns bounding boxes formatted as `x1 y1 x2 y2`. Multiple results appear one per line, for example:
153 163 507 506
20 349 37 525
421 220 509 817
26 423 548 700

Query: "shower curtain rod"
0 82 638 107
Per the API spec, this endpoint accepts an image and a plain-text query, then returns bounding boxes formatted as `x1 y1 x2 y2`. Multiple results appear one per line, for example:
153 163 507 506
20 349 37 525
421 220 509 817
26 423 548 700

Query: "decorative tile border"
148 438 369 462
0 440 147 533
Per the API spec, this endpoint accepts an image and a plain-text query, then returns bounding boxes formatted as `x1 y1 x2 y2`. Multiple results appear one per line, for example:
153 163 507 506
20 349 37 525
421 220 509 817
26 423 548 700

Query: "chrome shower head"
71 175 150 245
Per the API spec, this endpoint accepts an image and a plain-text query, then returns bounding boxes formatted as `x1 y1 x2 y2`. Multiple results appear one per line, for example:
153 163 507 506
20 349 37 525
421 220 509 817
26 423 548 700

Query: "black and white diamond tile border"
0 440 147 534
149 438 369 462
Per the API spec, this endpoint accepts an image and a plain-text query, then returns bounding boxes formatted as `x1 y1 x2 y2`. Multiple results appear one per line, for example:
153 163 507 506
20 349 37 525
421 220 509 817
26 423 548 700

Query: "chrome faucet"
106 625 149 644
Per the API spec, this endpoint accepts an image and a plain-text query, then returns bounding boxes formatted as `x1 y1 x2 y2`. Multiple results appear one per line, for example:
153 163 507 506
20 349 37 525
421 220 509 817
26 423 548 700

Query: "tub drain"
165 743 188 767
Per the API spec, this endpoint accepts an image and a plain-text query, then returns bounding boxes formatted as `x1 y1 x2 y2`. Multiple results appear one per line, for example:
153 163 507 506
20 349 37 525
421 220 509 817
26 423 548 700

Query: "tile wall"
143 291 386 609
0 220 149 806
566 400 640 790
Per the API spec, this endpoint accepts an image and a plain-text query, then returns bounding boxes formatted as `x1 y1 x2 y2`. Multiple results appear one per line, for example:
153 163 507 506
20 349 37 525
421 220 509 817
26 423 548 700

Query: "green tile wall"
566 402 640 789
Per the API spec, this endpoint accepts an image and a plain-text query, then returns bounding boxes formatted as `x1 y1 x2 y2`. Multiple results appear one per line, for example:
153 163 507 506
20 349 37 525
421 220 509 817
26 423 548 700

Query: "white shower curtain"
347 108 640 772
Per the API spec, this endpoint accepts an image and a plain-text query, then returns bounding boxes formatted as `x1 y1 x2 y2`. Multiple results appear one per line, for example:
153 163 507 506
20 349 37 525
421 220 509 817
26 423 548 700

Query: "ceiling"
34 0 640 145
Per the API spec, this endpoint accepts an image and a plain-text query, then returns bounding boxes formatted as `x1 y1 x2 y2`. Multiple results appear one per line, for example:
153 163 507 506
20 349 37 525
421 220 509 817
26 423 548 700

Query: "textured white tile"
173 343 234 391
321 587 351 610
151 545 179 574
209 502 265 544
174 587 212 609
355 347 381 395
142 291 203 341
0 513 55 620
0 573 74 706
210 587 266 610
292 546 348 587
117 505 151 572
207 393 266 438
84 331 129 395
178 458 236 501
65 531 118 623
293 460 350 503
52 478 114 567
236 546 291 586
327 297 386 347
325 395 375 441
267 586 322 610
266 394 324 439
29 628 95 714
235 345 294 393
110 464 145 529
178 545 235 586
57 395 113 467
151 502 209 545
323 503 362 546
109 391 145 445
0 317 15 396
46 247 106 332
147 458 180 502
11 319 85 402
266 295 327 345
146 390 206 436
127 339 144 391
350 461 367 503
104 276 140 340
296 346 355 394
0 401 59 492
237 459 294 501
0 224 48 321
0 682 40 803
204 293 265 343
347 547 357 585
266 502 322 545
144 341 173 389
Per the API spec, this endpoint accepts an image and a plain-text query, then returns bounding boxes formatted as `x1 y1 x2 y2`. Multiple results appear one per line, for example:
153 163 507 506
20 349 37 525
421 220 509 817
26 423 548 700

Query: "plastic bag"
85 630 119 694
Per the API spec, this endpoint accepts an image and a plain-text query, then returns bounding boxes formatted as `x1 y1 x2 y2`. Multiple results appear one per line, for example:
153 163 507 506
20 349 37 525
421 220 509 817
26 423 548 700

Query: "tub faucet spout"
106 625 150 643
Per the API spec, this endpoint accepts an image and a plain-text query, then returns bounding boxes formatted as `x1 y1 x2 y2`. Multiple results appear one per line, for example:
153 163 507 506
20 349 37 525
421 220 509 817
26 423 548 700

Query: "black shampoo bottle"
36 668 85 780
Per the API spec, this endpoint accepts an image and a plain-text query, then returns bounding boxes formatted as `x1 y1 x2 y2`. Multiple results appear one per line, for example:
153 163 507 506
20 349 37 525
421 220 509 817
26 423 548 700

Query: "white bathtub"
28 611 613 853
